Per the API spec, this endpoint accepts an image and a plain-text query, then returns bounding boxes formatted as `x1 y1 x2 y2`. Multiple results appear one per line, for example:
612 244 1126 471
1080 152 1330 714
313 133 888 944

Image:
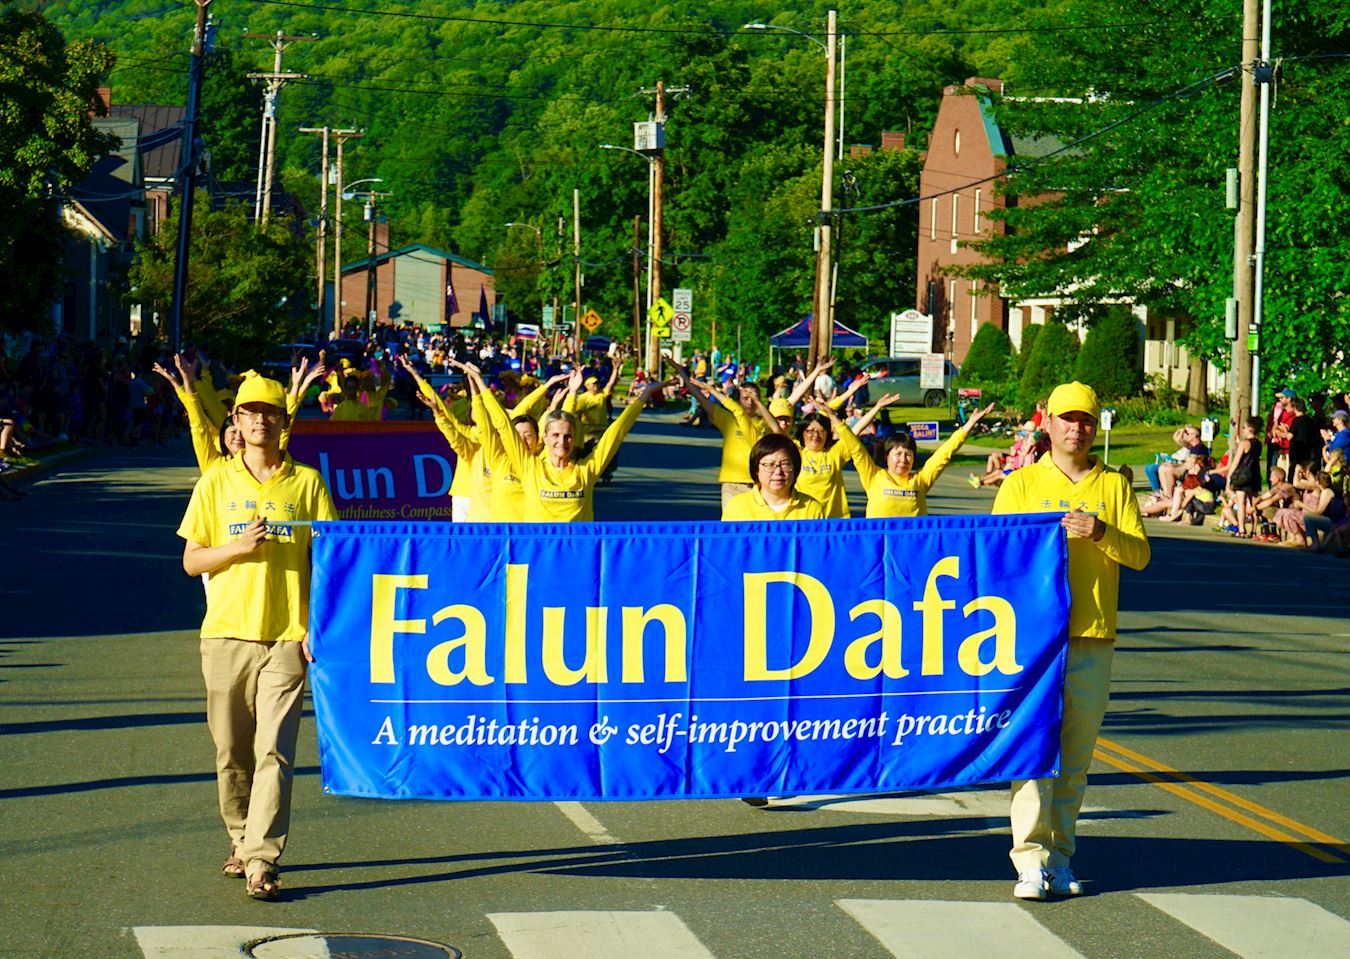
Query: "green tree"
1019 320 1079 413
957 322 1013 384
126 195 311 365
1014 322 1041 376
1073 306 1142 400
0 8 115 332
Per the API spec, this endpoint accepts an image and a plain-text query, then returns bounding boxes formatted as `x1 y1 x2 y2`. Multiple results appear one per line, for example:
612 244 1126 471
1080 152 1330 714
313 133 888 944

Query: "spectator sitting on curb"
1144 425 1208 498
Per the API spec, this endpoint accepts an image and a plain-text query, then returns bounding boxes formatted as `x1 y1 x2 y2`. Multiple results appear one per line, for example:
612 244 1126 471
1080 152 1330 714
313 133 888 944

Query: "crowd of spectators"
1138 387 1350 553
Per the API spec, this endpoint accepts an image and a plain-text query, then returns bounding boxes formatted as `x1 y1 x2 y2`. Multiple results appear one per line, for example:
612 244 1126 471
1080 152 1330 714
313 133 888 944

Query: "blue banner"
309 515 1070 801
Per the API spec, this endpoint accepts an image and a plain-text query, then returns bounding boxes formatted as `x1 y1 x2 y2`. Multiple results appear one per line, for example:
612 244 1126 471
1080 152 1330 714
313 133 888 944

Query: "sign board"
890 309 934 356
581 308 604 332
907 421 940 443
649 297 674 338
919 353 946 390
1200 417 1217 444
515 323 540 341
672 288 693 313
1099 409 1114 431
958 388 983 398
541 305 555 329
671 311 692 343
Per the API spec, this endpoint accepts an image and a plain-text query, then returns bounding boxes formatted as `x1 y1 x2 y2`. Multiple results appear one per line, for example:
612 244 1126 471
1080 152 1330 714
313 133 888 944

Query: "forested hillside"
38 1 1350 389
40 0 1046 349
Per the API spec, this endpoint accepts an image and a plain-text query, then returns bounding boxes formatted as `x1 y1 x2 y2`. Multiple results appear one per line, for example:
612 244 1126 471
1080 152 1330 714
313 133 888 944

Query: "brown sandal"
246 870 282 901
222 847 245 879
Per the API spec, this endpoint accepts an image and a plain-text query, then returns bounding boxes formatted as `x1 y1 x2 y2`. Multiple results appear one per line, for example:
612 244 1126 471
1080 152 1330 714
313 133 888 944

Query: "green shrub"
1015 322 1042 376
958 323 1014 385
1018 320 1080 412
1074 306 1143 400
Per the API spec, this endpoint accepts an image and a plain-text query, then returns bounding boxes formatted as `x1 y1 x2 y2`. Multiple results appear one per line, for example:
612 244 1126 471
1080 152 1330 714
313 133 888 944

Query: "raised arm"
156 354 220 472
851 392 902 436
787 357 836 406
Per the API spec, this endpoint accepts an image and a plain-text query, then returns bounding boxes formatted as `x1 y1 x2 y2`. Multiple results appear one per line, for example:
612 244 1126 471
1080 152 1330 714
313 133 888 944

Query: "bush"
958 323 1014 385
1018 320 1080 412
1074 306 1143 400
1015 322 1042 377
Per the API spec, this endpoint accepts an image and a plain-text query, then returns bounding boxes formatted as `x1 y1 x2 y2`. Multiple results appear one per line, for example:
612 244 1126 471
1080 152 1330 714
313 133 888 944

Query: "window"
974 189 982 234
930 197 937 241
949 280 958 326
950 193 960 254
954 129 961 157
970 282 979 340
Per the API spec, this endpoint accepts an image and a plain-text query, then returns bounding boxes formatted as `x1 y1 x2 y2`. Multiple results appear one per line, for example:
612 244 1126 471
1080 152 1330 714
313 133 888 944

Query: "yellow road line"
1093 737 1348 864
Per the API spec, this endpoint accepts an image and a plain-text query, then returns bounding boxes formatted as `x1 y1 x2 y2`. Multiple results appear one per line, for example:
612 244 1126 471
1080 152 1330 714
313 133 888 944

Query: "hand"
875 393 903 409
413 391 438 411
963 402 996 429
567 368 584 393
151 361 182 391
301 636 315 664
234 517 268 556
641 378 674 403
1061 510 1105 541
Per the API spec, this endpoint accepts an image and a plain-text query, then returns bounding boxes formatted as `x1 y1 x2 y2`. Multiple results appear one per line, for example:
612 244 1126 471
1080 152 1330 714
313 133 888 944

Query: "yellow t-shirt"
709 400 767 484
486 390 645 522
794 442 852 518
421 381 487 505
992 455 1150 638
473 393 529 522
329 385 388 422
838 424 968 517
721 488 826 521
177 453 338 643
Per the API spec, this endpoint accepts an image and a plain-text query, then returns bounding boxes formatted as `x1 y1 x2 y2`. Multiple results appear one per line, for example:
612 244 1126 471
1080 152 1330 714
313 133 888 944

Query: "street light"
333 177 382 338
600 143 660 366
743 13 839 365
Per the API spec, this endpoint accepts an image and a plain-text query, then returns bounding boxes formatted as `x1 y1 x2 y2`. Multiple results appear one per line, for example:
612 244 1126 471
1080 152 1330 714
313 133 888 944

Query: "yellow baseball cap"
233 371 287 410
1045 381 1100 420
584 375 599 385
769 398 794 418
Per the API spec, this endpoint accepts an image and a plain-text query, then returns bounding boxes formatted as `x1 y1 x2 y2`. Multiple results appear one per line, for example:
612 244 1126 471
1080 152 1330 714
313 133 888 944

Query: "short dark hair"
880 431 917 463
794 412 834 449
748 433 801 487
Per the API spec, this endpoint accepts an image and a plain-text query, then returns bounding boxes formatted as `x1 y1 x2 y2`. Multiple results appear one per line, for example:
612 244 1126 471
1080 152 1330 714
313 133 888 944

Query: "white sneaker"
1048 866 1084 896
1013 869 1049 901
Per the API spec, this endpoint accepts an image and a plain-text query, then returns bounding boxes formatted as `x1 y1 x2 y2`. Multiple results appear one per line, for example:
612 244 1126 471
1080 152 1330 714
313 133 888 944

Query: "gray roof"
109 104 186 180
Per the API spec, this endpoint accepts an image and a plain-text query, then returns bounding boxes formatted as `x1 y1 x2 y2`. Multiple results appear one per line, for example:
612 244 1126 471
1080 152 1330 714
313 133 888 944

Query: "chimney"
90 86 111 117
880 131 906 152
964 77 1005 95
849 144 873 158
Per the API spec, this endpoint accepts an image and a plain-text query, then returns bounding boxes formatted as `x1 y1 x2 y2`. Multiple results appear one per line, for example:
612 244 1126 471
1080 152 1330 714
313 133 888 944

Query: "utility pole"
361 190 393 337
637 80 689 372
330 129 362 338
299 126 329 334
1229 0 1259 436
168 0 213 353
809 9 839 368
246 31 312 225
572 188 583 355
632 215 642 354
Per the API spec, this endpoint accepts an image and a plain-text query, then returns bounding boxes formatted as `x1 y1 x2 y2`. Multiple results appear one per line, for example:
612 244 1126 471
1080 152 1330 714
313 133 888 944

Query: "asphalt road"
1 414 1347 959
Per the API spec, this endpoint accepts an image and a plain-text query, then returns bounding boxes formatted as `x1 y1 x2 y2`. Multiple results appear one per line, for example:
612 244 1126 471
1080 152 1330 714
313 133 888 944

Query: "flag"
515 324 540 340
477 285 490 327
444 275 458 320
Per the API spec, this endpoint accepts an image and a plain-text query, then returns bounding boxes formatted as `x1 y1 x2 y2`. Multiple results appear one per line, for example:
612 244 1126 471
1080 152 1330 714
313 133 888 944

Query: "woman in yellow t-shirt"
721 433 827 521
765 393 901 518
460 362 670 523
831 401 993 517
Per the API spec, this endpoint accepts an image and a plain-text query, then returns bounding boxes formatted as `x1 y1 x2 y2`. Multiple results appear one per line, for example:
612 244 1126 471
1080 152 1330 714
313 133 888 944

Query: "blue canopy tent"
769 316 868 369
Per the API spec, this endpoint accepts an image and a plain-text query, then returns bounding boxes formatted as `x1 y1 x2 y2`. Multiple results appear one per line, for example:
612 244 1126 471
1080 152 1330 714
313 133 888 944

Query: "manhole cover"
245 932 462 959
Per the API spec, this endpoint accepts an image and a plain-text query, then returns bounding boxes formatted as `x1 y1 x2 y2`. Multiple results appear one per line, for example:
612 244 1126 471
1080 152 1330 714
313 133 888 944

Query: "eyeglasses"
235 408 284 423
758 460 794 475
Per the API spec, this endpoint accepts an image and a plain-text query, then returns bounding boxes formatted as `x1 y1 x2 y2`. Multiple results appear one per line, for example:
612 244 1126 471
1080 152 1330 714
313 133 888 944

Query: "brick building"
339 241 495 332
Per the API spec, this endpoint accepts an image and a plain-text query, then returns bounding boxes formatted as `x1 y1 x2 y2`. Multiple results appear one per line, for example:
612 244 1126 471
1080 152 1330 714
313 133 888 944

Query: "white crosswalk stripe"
487 911 715 959
132 926 316 958
837 899 1088 958
1137 893 1350 959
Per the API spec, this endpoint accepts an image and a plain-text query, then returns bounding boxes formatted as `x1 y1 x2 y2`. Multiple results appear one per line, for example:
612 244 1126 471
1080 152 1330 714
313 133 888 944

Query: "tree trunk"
1186 355 1208 415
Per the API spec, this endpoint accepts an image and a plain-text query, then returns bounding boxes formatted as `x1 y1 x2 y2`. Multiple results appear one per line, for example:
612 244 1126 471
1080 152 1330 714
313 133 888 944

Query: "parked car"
259 343 318 383
856 356 957 408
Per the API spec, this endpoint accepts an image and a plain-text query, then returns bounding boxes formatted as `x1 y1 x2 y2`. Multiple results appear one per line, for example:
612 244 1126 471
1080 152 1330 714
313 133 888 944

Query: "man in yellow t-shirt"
991 381 1149 902
177 374 338 901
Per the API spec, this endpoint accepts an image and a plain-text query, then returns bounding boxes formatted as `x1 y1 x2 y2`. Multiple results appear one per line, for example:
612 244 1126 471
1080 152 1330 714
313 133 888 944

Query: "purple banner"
288 421 458 521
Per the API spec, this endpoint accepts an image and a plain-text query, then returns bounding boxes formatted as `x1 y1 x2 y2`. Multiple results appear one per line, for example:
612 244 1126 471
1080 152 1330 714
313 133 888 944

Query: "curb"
2 445 95 485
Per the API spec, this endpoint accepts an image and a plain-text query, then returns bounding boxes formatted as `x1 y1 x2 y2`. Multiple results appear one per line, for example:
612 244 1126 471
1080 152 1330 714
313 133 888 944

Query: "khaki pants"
201 638 307 879
1009 637 1114 872
720 482 753 512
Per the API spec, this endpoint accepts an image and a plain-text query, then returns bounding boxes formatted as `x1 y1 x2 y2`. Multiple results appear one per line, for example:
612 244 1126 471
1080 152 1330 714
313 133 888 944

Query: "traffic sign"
672 288 693 313
649 297 674 337
581 308 604 332
671 311 692 342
